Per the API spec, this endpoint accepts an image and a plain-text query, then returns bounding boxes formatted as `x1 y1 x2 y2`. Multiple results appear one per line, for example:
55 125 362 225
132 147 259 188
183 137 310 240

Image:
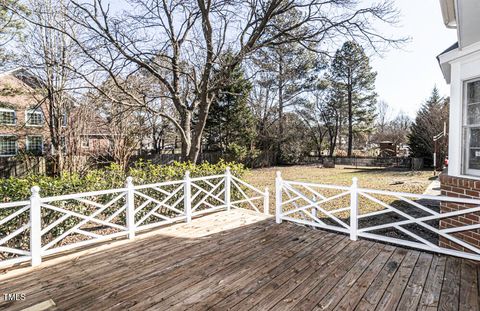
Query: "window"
26 108 44 126
0 108 16 125
61 136 67 153
81 137 90 149
26 136 43 155
464 79 480 175
0 136 17 156
62 112 67 127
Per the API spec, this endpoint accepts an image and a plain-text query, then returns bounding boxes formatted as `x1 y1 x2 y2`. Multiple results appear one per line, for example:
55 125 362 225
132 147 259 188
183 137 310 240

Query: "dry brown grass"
245 165 434 193
244 165 436 217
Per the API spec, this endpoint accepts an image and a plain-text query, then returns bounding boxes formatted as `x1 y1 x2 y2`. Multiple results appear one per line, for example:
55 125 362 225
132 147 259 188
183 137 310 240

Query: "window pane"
27 136 43 155
27 110 43 126
0 110 15 125
468 80 480 104
0 136 17 156
468 103 480 125
468 128 480 170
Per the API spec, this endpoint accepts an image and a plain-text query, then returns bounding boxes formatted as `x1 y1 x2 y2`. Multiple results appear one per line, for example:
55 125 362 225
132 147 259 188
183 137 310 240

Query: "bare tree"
11 0 404 162
19 0 81 174
376 100 390 133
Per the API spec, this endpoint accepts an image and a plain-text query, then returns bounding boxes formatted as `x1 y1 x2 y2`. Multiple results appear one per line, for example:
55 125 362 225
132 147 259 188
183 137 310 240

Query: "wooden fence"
303 156 412 168
0 157 46 178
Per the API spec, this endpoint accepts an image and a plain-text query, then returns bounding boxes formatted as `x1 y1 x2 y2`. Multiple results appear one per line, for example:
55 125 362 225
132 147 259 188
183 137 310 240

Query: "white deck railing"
0 168 269 268
275 172 480 261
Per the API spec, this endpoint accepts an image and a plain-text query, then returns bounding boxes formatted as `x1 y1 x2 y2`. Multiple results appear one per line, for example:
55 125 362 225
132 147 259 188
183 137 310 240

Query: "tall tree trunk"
347 78 353 157
187 97 214 163
276 57 284 165
180 112 192 161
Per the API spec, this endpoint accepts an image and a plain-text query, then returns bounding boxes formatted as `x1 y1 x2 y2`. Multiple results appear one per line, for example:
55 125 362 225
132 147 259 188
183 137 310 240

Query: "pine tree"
204 62 255 162
328 41 377 156
252 9 324 164
0 1 27 64
408 87 449 165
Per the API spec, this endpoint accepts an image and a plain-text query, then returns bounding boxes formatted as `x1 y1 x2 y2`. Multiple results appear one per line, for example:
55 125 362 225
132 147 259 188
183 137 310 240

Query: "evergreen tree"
408 87 449 165
252 9 324 164
0 1 27 64
328 41 377 156
204 62 255 162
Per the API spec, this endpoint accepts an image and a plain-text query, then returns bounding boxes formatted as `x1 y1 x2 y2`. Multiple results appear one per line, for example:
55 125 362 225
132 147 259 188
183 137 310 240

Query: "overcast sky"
371 0 457 118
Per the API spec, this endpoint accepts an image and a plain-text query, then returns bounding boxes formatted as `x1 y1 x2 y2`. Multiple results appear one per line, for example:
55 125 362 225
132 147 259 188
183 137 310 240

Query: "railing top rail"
358 187 480 205
282 180 351 191
231 175 265 195
282 178 480 205
132 179 184 190
190 174 226 182
0 173 231 205
40 188 128 203
0 200 30 209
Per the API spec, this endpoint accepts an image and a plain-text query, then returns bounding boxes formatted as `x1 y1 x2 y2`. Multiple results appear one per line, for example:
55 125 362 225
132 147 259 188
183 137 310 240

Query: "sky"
370 0 457 118
107 0 455 119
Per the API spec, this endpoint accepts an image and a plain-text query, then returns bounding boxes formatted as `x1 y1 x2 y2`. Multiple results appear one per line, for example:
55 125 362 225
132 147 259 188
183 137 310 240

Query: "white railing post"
126 176 135 239
275 171 283 224
225 167 231 211
263 187 269 215
311 195 317 220
184 171 192 223
350 177 358 241
30 186 42 267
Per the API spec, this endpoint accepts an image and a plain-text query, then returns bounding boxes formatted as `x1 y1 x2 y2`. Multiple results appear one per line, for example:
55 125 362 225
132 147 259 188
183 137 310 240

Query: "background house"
0 68 51 157
0 68 118 175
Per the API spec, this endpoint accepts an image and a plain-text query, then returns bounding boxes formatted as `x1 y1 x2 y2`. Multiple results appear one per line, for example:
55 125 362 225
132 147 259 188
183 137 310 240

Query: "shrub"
0 160 246 202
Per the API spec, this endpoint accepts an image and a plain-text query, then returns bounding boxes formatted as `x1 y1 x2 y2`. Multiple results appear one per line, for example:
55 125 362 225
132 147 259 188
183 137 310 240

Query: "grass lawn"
245 165 435 193
244 165 436 217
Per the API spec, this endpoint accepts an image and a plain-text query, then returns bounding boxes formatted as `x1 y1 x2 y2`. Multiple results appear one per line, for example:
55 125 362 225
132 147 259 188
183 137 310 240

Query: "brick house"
0 68 52 157
437 0 480 250
0 67 113 160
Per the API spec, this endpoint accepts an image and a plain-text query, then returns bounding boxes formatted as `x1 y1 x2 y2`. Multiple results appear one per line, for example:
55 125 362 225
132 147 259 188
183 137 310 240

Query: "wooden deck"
0 209 479 311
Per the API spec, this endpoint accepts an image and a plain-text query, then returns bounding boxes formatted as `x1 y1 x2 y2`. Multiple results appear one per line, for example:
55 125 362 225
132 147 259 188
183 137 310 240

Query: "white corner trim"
439 41 480 65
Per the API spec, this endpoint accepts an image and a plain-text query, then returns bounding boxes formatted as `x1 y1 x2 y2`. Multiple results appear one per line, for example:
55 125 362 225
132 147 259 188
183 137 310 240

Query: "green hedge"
0 160 246 202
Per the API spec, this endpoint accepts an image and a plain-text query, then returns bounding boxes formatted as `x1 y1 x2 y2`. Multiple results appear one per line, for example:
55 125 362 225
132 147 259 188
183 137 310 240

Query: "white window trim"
26 135 44 154
0 107 16 126
0 134 18 157
62 112 67 128
462 77 480 176
25 108 44 127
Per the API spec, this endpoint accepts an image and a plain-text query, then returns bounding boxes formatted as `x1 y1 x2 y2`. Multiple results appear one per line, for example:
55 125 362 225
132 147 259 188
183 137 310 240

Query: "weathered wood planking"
0 209 478 311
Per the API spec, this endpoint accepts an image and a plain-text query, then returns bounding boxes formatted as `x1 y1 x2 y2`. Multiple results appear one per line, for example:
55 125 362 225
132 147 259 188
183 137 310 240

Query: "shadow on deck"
0 209 479 311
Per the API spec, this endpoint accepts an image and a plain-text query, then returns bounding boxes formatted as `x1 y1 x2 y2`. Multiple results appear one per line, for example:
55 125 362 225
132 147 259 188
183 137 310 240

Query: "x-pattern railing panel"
39 190 128 255
190 176 226 214
356 189 480 257
278 179 352 233
275 172 480 261
133 182 185 230
0 201 31 267
230 176 267 213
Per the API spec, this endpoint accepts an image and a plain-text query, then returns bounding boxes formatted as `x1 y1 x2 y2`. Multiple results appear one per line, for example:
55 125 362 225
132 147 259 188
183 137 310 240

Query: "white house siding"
439 42 480 179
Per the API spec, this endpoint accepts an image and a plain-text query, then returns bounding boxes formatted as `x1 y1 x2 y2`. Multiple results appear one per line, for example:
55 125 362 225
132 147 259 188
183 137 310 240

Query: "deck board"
0 209 478 311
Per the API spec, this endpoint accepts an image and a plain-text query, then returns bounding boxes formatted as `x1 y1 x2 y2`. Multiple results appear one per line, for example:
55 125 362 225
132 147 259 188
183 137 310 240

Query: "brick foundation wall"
439 173 480 251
